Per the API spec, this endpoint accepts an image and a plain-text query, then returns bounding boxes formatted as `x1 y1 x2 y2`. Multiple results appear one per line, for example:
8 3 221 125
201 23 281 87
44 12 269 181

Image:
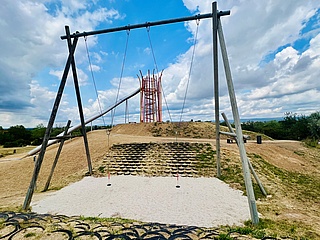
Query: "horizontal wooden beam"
61 11 230 40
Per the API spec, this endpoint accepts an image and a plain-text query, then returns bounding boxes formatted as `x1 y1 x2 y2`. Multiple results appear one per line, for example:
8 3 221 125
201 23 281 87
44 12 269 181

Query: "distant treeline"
1 112 320 148
0 124 110 148
223 112 320 145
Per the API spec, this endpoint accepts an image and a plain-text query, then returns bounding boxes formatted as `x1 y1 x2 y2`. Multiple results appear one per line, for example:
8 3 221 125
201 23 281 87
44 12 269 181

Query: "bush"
3 139 29 148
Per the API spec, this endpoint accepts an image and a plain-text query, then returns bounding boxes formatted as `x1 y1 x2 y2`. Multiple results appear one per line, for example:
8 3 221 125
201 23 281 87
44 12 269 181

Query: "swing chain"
178 18 200 125
83 35 106 126
111 29 131 127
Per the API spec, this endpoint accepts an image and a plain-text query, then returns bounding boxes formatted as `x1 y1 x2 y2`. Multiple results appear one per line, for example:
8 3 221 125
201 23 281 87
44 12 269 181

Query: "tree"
1 125 31 147
0 126 9 145
292 115 309 140
307 112 320 139
8 125 31 141
261 120 285 139
30 124 46 145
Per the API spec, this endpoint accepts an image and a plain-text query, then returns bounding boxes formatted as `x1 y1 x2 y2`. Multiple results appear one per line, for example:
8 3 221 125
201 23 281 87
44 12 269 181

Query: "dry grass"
0 145 35 158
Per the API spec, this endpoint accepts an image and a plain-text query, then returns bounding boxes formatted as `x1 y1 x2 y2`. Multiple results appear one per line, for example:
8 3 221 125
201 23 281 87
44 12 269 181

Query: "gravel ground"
32 176 251 228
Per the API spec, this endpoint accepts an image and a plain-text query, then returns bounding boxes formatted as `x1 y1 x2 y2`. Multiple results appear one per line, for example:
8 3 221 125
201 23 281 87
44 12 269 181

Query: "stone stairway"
99 142 216 177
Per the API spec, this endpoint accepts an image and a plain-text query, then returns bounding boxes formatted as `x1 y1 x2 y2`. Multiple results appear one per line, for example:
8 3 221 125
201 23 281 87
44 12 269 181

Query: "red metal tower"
138 70 163 123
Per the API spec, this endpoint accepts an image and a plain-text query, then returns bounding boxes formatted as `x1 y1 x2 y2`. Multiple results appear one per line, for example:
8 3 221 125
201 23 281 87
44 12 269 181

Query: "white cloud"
143 47 151 55
302 33 320 58
172 0 320 120
88 64 101 72
1 0 320 128
49 68 88 86
0 0 121 127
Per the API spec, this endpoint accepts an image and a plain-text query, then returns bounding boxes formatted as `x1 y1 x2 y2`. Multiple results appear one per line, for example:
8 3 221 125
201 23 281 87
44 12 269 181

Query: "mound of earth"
113 121 271 140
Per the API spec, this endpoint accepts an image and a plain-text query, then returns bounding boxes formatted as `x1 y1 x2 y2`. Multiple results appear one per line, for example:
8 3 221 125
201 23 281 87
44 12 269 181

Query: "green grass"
98 165 106 173
215 233 233 239
220 151 320 204
216 219 319 239
249 153 320 203
194 144 216 175
78 215 136 224
24 232 37 238
220 160 243 183
303 138 320 148
293 150 305 156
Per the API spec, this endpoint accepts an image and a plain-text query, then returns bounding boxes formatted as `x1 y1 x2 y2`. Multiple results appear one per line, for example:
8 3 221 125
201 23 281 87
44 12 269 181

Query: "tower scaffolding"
138 70 163 122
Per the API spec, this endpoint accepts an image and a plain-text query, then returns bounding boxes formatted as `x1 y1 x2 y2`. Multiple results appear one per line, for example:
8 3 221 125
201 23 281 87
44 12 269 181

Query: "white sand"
32 176 251 227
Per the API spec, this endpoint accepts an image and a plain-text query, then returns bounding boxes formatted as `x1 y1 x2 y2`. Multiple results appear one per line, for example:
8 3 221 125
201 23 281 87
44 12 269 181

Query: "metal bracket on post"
217 18 259 224
22 32 79 210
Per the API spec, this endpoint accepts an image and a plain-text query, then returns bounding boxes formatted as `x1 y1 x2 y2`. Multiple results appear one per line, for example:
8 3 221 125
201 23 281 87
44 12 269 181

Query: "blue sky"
0 0 320 128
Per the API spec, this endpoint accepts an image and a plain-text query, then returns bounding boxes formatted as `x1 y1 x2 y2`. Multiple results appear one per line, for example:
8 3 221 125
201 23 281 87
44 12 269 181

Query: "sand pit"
32 176 251 227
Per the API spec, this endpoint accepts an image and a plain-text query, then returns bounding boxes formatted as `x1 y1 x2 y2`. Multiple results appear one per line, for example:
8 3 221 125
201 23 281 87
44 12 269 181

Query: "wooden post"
247 158 267 196
221 112 235 138
22 33 79 210
212 1 221 178
43 120 72 192
65 26 93 175
125 100 129 123
217 19 259 224
221 112 267 197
